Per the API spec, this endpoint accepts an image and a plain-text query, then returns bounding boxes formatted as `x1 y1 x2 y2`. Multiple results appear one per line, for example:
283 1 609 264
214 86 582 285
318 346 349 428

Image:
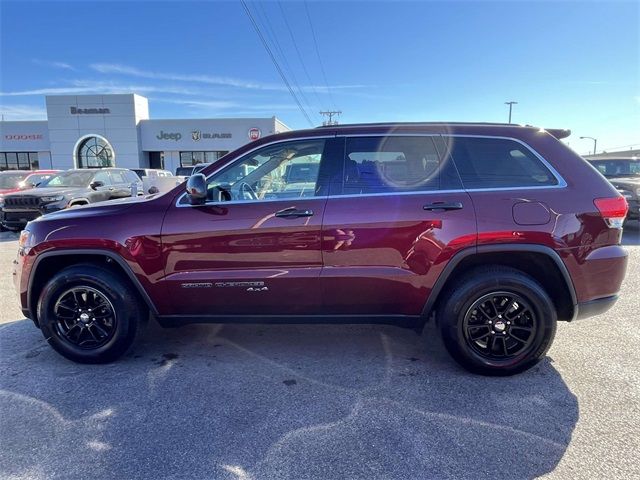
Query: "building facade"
0 94 291 174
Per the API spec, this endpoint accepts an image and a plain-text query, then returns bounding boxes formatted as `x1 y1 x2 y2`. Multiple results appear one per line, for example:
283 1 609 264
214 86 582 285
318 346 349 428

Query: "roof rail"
316 121 517 128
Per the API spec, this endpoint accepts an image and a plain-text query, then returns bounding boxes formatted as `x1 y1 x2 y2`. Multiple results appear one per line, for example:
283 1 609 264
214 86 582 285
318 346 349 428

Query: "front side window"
341 136 443 194
186 139 325 204
446 137 558 189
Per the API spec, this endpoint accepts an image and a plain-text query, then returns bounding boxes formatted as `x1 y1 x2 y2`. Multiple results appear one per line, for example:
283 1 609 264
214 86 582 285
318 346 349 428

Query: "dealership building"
0 94 291 174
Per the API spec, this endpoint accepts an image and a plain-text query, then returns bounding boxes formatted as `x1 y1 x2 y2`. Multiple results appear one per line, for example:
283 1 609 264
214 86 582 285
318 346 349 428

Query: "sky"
0 0 638 155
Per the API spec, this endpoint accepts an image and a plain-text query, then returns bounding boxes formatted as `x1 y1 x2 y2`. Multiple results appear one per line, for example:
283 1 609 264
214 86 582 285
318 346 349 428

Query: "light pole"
505 101 518 123
580 136 598 155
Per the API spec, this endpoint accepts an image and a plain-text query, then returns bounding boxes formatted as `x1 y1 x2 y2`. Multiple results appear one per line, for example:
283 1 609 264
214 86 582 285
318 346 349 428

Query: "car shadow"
0 318 578 480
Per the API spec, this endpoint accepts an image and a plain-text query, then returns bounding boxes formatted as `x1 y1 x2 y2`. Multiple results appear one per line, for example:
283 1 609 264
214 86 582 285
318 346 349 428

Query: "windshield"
590 159 640 177
0 172 28 189
40 170 95 188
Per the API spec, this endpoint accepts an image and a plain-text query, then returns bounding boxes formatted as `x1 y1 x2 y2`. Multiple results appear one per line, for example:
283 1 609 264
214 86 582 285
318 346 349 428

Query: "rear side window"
447 137 558 189
340 136 454 195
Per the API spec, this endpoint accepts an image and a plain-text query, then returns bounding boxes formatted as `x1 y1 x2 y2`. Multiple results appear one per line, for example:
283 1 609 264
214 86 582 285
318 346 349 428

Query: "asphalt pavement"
0 224 638 480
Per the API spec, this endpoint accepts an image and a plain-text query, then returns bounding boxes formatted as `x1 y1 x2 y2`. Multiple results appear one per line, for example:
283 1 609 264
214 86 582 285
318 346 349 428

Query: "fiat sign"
248 128 261 141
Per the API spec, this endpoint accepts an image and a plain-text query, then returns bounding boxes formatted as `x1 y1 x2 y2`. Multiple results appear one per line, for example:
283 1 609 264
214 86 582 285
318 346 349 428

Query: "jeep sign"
156 131 182 141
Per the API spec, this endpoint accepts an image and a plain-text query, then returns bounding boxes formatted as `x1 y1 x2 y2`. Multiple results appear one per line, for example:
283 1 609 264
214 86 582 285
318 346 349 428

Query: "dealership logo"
248 128 261 141
69 107 110 115
191 130 232 142
156 131 182 141
4 134 43 141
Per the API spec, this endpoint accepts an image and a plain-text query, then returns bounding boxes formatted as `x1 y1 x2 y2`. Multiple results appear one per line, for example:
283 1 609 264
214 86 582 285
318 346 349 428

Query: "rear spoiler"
547 128 571 140
527 126 571 140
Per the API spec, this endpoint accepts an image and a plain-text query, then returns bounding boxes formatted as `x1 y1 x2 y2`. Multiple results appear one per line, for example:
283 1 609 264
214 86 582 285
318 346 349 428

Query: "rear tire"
37 264 143 363
437 266 556 376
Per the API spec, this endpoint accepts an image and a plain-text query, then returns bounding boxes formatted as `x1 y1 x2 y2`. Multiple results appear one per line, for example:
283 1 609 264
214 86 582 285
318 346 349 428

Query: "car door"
320 134 477 316
90 170 113 203
109 170 137 198
161 137 338 316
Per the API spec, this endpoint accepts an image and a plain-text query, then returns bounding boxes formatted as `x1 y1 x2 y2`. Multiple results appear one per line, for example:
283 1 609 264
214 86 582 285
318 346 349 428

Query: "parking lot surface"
1 225 638 480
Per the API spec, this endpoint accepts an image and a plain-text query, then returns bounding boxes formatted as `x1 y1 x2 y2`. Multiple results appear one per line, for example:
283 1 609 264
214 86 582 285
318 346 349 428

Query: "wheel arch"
423 244 578 323
28 249 158 326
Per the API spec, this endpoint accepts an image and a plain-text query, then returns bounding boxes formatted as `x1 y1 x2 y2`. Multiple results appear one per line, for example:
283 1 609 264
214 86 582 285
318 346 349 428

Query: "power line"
277 1 325 113
303 0 337 111
253 1 319 124
240 0 314 127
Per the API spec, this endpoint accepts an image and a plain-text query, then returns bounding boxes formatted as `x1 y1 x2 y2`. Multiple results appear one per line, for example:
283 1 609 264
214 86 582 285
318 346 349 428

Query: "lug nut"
503 332 507 335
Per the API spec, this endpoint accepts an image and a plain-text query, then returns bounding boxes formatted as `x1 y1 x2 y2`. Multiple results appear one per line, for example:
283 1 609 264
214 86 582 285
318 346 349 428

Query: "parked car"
2 168 140 230
14 123 628 375
131 168 173 179
0 170 31 195
586 157 639 222
0 170 60 231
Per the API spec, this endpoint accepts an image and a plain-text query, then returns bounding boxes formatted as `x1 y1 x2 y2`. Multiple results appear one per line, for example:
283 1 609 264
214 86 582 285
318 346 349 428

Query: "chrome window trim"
176 133 567 208
176 135 334 207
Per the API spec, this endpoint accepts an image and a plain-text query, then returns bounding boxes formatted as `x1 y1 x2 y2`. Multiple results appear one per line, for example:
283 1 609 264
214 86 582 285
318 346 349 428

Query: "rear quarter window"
447 137 559 189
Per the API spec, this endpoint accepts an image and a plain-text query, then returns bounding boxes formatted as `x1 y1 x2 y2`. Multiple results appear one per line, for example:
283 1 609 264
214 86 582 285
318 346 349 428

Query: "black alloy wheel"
462 291 537 360
53 286 117 349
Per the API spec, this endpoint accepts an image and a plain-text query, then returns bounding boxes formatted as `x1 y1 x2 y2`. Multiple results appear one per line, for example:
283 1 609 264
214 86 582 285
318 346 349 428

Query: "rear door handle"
423 201 464 211
275 207 314 218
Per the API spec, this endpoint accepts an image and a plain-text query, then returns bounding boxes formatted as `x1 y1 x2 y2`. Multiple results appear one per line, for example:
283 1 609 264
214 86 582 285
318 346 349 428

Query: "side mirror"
186 173 207 205
90 181 104 190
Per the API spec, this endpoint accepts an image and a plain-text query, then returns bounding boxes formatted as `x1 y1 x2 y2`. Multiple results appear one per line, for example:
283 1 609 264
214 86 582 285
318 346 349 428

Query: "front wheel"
437 266 557 376
37 264 144 363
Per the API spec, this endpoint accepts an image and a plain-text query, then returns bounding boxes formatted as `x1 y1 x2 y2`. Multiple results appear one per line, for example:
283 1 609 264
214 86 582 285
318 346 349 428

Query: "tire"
37 264 143 363
437 266 557 376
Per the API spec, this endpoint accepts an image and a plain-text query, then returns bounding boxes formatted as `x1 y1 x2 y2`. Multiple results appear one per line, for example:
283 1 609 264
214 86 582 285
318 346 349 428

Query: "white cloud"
0 81 202 97
0 104 47 120
89 63 369 93
32 59 75 70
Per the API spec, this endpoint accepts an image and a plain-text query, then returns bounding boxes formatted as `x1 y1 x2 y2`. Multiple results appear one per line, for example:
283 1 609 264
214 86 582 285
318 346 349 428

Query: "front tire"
37 264 143 363
437 266 557 376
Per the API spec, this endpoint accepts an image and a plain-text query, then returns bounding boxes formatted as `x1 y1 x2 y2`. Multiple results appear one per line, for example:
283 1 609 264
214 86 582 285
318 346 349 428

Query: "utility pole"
504 101 518 124
320 110 342 126
580 136 598 155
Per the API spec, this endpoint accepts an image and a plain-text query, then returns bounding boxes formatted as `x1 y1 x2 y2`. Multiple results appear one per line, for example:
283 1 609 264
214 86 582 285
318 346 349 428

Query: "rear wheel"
437 266 556 376
37 264 143 363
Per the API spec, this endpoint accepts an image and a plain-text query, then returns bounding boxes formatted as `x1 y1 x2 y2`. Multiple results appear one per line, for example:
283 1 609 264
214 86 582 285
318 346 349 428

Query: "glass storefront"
180 151 228 166
0 152 39 171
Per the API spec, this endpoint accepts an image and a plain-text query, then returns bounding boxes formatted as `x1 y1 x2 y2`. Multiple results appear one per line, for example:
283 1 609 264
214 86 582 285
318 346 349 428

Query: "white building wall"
1 94 292 172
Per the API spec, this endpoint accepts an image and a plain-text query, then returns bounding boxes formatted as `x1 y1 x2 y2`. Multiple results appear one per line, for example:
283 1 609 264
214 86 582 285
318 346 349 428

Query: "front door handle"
423 201 463 211
275 207 314 218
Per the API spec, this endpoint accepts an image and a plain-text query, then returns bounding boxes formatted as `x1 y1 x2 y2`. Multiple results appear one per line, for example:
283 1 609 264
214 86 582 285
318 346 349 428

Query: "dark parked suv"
13 123 629 375
2 168 141 230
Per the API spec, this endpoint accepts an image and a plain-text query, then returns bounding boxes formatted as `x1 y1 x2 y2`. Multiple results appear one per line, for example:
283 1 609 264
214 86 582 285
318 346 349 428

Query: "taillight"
594 197 629 228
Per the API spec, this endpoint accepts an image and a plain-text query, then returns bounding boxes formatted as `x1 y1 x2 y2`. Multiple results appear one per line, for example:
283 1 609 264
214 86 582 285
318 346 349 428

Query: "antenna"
320 110 342 126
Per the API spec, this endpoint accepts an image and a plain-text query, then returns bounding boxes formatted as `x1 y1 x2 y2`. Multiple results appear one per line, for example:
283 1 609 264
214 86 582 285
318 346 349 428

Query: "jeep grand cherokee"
13 123 629 375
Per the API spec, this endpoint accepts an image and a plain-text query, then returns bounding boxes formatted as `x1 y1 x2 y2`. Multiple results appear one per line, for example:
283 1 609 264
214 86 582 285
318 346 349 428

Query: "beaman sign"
69 107 111 115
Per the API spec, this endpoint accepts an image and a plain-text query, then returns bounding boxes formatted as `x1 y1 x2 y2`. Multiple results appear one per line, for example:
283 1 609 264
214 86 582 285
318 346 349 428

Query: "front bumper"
1 203 65 229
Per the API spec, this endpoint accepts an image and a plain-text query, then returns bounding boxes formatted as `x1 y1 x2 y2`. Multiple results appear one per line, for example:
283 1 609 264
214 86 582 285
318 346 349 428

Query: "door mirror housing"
89 181 104 190
186 173 207 205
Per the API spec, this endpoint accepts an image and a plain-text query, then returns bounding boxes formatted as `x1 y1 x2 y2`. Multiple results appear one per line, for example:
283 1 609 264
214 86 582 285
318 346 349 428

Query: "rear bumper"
574 295 618 321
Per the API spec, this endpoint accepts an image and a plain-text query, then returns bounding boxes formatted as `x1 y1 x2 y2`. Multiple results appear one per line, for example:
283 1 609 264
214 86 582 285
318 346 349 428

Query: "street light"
505 101 518 123
580 136 598 155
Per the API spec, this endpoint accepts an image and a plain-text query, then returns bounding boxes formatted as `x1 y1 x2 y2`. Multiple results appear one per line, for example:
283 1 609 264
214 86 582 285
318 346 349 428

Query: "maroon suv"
13 123 629 375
